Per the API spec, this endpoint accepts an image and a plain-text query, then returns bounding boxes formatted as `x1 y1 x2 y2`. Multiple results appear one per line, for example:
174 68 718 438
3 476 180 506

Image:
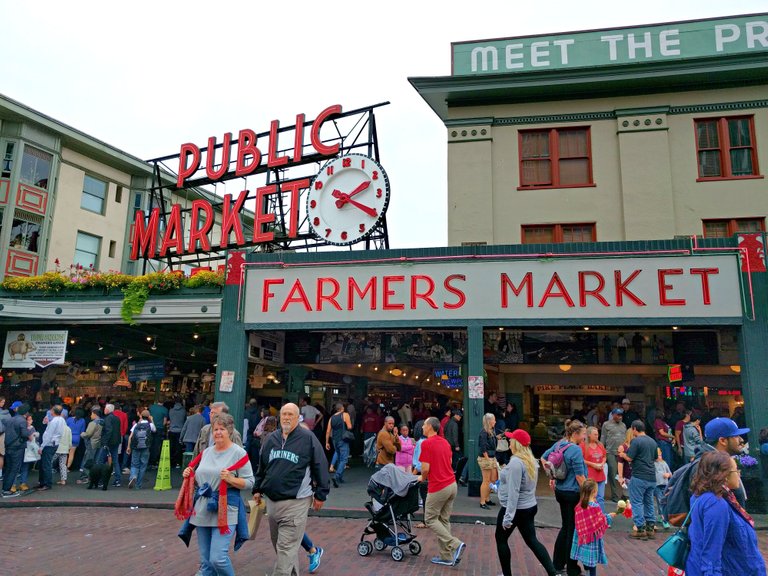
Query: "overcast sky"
2 1 765 249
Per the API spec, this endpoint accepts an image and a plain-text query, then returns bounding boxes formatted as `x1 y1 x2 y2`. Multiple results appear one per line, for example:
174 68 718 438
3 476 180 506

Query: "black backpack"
131 421 151 450
661 458 699 526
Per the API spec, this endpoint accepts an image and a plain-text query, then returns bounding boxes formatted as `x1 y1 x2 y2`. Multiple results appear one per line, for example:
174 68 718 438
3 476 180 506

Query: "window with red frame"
522 223 596 244
695 116 759 179
703 218 764 238
519 127 592 188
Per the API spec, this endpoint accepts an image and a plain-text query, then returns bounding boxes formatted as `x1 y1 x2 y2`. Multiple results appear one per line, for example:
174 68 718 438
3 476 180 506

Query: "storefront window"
10 215 41 252
19 145 53 190
2 142 14 178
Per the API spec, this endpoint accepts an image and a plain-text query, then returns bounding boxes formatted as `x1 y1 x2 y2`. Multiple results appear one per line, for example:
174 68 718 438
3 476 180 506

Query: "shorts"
0 432 5 456
477 456 497 470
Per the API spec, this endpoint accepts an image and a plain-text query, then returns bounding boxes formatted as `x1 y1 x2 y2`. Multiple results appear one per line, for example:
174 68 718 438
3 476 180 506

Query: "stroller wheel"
357 541 373 557
391 546 404 562
374 538 386 551
408 541 422 556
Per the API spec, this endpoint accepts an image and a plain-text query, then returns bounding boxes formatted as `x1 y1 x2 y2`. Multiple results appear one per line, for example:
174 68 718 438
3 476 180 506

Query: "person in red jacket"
112 403 129 470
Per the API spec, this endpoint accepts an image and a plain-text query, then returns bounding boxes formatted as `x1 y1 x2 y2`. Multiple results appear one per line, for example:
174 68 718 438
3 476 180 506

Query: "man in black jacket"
253 402 329 576
102 404 123 487
2 403 32 497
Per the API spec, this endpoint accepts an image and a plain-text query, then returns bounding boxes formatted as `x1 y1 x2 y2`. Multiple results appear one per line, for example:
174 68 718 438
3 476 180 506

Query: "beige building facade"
411 14 768 247
0 94 229 280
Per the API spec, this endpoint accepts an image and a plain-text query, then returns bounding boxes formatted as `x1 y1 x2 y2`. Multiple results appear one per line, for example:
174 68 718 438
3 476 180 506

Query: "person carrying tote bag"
682 451 765 576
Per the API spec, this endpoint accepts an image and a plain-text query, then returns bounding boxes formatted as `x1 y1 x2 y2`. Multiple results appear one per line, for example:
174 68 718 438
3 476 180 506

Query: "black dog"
87 463 112 491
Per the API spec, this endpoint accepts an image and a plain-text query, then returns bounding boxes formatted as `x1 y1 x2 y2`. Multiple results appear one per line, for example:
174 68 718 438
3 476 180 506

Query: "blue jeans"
3 448 24 491
628 476 657 529
333 441 350 483
196 524 236 576
301 533 313 552
654 485 668 522
39 445 57 488
185 442 196 452
99 445 121 483
129 448 150 488
17 461 32 485
596 480 606 511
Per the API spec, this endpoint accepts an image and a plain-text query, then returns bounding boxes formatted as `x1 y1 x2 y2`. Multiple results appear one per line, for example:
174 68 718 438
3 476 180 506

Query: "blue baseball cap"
704 417 749 442
9 400 22 411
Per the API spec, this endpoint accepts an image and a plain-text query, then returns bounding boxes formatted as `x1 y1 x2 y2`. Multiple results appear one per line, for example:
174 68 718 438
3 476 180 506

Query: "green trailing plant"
121 282 150 325
1 265 224 325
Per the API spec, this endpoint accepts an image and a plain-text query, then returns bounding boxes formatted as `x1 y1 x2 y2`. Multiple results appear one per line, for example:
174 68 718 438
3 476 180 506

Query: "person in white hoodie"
54 420 72 485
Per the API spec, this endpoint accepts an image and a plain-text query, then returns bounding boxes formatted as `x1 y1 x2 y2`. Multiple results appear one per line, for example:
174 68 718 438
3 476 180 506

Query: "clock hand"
347 180 370 199
332 190 377 216
345 197 378 217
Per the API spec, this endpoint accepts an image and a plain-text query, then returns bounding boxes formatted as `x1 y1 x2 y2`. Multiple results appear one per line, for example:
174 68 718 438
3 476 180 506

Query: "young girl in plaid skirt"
570 479 615 575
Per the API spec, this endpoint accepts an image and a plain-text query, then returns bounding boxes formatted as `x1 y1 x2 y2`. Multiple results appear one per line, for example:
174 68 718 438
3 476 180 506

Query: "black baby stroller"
357 464 422 562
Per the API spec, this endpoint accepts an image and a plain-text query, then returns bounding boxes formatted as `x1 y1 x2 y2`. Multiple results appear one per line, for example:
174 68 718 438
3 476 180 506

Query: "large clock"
307 153 390 246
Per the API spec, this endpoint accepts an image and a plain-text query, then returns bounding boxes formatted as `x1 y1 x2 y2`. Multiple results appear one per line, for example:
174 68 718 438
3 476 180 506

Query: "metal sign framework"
142 102 390 272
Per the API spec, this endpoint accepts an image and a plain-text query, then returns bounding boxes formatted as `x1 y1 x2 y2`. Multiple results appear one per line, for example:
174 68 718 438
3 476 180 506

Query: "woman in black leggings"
496 429 556 576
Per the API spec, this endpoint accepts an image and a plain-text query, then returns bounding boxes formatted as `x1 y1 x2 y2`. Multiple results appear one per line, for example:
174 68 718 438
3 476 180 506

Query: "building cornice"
410 53 768 122
440 99 768 128
0 296 221 324
669 99 768 115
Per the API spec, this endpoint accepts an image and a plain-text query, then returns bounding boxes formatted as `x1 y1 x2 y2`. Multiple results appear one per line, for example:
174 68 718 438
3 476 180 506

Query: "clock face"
307 153 390 246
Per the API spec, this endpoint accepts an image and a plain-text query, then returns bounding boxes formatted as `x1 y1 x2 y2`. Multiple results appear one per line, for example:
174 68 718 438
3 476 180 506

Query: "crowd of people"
0 393 244 496
2 392 766 575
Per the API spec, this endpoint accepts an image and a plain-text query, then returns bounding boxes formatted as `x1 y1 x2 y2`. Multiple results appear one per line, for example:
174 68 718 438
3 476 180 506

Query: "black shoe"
486 500 496 506
331 478 338 488
480 503 490 510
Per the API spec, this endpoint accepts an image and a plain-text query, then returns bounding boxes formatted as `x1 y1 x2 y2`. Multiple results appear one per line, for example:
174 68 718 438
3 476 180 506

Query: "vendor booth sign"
2 330 68 369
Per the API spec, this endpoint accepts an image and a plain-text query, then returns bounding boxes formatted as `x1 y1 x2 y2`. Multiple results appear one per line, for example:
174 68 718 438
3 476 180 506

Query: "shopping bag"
248 499 267 540
24 439 41 463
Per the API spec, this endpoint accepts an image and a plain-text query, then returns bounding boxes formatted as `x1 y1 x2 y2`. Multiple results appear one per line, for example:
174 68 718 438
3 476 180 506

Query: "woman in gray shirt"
183 412 254 576
496 429 556 576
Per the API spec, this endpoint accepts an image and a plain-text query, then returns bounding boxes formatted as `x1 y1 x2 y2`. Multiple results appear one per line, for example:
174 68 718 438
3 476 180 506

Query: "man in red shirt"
418 417 466 567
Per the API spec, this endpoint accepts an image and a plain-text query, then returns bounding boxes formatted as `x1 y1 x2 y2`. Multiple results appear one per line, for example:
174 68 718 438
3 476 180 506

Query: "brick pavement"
5 507 767 576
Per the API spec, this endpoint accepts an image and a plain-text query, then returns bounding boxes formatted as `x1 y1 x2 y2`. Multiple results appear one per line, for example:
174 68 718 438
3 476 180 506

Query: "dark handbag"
342 429 355 443
656 502 694 569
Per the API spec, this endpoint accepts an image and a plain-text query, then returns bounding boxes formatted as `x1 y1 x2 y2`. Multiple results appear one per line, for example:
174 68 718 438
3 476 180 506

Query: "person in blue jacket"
541 420 587 576
686 450 766 576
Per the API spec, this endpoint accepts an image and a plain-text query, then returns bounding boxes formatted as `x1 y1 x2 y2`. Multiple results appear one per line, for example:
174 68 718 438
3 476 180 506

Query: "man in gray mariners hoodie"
253 403 330 576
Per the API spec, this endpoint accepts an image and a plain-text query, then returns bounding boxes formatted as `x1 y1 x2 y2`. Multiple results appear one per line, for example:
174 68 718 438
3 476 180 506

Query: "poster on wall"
284 331 323 364
248 331 285 365
468 376 484 399
318 332 382 363
220 370 235 392
522 331 598 364
2 330 68 369
484 330 524 364
385 331 462 363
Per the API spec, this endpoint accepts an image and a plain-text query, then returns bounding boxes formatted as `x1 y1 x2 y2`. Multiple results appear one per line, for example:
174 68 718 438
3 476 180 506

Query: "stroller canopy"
368 464 420 503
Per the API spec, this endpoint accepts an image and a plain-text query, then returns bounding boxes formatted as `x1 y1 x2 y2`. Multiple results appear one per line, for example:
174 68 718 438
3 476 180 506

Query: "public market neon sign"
129 105 341 261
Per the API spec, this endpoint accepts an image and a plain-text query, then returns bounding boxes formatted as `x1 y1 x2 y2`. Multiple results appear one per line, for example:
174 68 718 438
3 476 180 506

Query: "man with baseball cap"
665 416 749 523
600 408 626 502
